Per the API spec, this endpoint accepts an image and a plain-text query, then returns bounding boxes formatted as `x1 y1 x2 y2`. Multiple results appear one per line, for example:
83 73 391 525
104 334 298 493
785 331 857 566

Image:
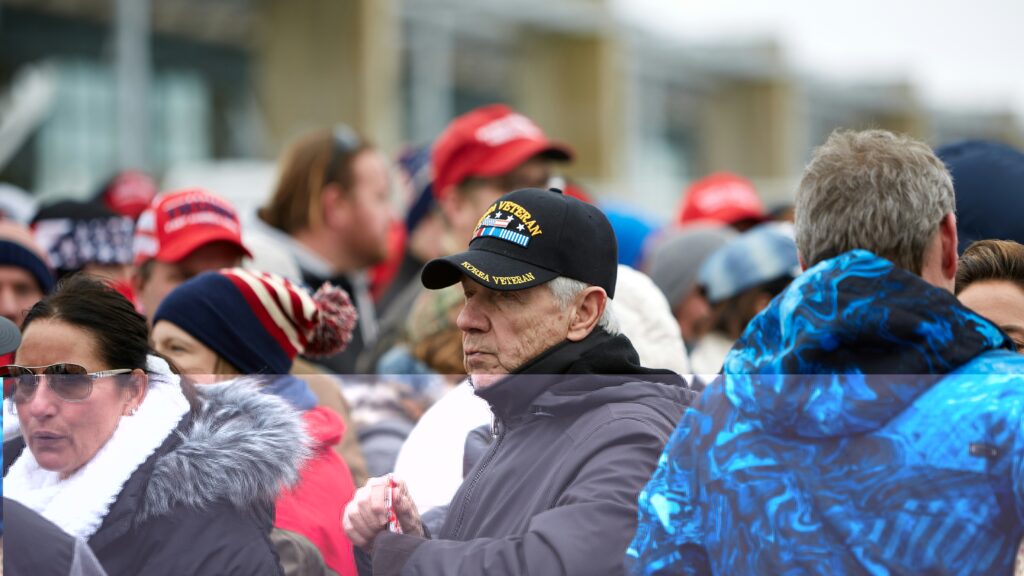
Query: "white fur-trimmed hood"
139 378 311 524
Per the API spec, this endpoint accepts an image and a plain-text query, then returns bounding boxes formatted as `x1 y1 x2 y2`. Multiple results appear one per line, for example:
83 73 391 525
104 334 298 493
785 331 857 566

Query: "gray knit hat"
0 316 20 355
646 225 737 308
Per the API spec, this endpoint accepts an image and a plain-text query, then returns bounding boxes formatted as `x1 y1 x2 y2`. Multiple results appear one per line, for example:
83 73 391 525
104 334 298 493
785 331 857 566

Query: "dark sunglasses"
1 364 133 404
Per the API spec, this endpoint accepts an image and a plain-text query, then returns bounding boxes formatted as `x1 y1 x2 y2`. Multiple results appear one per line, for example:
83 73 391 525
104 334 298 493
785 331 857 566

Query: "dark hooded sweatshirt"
627 250 1024 576
370 329 693 576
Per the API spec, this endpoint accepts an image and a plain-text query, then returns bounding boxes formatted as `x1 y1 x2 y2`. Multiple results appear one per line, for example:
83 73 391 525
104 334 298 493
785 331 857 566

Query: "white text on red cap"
475 114 545 147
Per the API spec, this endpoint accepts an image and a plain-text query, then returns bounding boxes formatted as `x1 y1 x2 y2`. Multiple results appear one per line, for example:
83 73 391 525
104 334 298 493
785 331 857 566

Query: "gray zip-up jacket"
370 330 693 576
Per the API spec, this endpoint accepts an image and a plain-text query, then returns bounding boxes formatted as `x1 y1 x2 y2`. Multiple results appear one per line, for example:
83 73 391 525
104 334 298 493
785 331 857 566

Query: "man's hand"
343 475 425 549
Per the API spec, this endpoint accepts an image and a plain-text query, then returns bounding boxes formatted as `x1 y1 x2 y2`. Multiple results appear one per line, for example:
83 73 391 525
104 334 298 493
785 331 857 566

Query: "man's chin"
469 373 507 389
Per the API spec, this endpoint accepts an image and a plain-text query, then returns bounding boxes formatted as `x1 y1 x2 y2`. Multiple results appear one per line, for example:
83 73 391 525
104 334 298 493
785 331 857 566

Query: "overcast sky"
613 0 1024 118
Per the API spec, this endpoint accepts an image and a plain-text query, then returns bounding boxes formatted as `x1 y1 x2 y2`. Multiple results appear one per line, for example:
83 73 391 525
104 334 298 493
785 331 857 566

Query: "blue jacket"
627 250 1024 575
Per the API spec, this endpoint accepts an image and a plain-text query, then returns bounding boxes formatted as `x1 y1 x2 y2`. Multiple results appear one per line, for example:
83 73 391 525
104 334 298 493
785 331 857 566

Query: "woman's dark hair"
22 273 200 411
955 239 1024 295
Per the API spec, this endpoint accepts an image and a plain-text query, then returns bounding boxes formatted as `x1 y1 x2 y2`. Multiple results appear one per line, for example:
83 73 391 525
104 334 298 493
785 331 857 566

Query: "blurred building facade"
3 0 1023 213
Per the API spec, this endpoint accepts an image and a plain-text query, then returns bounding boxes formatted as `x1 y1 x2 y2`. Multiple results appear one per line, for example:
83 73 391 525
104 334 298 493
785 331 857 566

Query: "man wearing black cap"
343 188 692 576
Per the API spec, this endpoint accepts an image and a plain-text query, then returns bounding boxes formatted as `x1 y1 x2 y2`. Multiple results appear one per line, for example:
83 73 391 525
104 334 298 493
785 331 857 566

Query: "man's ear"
939 212 958 282
797 251 807 272
567 287 607 342
320 183 349 230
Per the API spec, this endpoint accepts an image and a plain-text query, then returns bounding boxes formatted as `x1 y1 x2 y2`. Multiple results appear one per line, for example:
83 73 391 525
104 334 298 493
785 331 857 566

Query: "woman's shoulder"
93 380 304 574
99 498 282 576
140 379 310 524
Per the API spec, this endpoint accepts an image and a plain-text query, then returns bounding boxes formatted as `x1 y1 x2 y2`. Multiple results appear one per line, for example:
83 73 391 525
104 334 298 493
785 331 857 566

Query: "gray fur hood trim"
139 379 311 524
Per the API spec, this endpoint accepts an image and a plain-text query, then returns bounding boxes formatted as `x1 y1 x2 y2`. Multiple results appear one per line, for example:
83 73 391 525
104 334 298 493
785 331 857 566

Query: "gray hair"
547 276 620 335
795 129 955 274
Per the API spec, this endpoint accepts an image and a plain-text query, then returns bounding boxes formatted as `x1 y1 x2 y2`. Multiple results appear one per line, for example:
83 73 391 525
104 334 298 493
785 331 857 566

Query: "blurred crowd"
0 102 1023 576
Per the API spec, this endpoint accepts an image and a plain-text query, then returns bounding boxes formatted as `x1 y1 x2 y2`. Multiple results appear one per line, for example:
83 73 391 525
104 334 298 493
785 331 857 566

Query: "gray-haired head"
547 276 620 335
795 129 955 274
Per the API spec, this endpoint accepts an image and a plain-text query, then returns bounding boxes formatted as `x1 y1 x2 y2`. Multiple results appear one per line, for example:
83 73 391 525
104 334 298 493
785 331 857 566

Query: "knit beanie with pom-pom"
153 268 357 374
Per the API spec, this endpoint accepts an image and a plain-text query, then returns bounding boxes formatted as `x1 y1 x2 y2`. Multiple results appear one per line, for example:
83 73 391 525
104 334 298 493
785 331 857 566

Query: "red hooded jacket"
276 406 357 575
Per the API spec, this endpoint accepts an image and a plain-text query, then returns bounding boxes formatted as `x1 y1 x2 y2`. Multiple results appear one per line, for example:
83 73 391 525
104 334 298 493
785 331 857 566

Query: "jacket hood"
478 330 692 421
139 379 311 524
722 250 1011 438
303 405 345 449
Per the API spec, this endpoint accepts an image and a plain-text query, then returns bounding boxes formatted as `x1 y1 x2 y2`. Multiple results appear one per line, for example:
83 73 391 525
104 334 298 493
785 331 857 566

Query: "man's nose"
456 299 486 333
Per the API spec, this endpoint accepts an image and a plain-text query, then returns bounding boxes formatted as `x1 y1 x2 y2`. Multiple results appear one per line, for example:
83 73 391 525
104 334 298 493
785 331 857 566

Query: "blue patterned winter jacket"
627 250 1024 575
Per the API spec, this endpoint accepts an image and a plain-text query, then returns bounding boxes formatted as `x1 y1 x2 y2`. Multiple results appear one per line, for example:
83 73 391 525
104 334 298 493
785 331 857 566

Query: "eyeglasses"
1 364 133 404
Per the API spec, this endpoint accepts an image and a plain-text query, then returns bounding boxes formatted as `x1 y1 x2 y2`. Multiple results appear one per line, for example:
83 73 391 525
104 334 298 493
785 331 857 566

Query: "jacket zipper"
450 414 505 540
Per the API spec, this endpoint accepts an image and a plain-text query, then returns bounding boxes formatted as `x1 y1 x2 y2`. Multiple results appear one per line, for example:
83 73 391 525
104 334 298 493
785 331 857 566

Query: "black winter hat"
422 188 618 297
934 139 1024 254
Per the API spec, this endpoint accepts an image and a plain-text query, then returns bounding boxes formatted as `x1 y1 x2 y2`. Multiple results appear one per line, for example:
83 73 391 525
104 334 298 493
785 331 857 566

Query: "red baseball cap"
431 104 573 199
677 172 767 226
132 188 251 266
99 171 158 220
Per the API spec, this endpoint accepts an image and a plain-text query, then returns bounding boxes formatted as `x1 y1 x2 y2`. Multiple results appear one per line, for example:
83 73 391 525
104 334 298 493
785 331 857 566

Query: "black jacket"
371 330 693 576
5 381 309 576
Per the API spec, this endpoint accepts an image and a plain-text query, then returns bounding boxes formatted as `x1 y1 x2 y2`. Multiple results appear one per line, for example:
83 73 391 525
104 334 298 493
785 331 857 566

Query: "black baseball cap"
422 188 618 297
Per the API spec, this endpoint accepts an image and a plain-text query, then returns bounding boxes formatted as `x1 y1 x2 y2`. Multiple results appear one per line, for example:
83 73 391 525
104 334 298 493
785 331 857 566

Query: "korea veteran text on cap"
421 188 617 297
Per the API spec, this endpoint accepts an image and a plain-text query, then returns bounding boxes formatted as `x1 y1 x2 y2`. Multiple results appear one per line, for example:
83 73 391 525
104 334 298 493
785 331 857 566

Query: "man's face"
456 278 569 388
445 158 553 253
447 184 506 253
674 286 712 348
0 266 44 328
339 150 393 267
136 242 244 321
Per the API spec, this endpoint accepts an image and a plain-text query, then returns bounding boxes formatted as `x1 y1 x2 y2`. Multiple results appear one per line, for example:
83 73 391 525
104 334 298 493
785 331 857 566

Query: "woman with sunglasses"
151 267 359 576
2 274 308 575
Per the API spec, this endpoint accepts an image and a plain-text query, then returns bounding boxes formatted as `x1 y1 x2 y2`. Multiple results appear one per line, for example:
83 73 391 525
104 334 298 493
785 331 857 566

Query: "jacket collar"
475 330 684 421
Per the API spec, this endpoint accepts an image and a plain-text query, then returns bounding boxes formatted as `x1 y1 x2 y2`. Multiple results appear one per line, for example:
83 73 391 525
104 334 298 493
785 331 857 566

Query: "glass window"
32 58 211 200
